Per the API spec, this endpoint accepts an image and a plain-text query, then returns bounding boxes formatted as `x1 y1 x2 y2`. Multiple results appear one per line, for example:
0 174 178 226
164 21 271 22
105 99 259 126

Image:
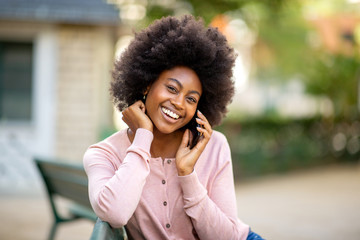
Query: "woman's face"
145 66 202 134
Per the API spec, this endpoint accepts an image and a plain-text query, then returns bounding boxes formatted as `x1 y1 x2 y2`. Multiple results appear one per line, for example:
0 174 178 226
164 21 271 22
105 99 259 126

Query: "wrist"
177 167 193 176
140 123 153 132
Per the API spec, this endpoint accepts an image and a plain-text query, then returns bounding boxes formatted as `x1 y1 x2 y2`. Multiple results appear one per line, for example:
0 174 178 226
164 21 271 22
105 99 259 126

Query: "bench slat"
90 218 125 240
34 157 97 240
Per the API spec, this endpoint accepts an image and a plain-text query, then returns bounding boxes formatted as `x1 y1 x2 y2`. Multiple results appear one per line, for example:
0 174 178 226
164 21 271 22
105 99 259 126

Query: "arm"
179 139 249 240
83 128 153 228
84 100 153 227
175 111 249 239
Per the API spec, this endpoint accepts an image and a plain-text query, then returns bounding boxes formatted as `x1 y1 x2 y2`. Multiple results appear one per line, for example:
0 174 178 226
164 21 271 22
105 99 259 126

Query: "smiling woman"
144 66 201 136
83 15 264 240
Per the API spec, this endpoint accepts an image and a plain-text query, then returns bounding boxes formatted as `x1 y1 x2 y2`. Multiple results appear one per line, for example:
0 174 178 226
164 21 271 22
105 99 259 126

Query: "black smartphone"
188 113 201 149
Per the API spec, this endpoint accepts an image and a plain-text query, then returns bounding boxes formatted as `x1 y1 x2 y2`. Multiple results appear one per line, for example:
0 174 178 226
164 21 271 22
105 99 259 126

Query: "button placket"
160 159 169 231
163 158 175 232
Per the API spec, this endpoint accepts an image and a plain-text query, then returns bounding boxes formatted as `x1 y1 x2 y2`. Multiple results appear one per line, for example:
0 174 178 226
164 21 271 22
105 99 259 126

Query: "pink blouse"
83 128 249 240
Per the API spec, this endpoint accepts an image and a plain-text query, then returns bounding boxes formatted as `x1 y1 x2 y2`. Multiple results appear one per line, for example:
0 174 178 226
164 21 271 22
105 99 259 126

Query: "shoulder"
196 130 233 180
201 130 231 160
91 129 129 151
208 130 229 147
83 129 130 165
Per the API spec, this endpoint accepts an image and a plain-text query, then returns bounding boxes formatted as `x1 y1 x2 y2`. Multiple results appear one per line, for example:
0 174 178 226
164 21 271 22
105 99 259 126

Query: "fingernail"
197 110 203 115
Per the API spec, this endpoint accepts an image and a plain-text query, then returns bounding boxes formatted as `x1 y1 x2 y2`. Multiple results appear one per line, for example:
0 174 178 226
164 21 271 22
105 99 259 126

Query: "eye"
166 85 177 93
186 96 197 104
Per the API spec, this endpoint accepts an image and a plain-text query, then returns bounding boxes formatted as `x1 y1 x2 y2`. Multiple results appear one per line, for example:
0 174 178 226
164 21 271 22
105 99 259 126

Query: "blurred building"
310 13 360 55
0 0 122 193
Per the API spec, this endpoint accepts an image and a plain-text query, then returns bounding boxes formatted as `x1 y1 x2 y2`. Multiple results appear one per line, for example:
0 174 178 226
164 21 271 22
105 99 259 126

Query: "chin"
156 127 177 134
155 123 184 135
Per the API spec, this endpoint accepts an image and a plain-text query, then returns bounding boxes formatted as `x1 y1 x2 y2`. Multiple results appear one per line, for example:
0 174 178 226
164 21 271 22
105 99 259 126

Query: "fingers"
176 111 212 175
188 129 193 147
135 100 146 113
123 100 144 116
195 110 212 139
121 100 153 132
188 110 212 152
180 129 191 149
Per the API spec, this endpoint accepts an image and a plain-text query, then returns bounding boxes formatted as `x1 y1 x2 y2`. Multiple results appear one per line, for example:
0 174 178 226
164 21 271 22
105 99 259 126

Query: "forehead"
154 66 202 93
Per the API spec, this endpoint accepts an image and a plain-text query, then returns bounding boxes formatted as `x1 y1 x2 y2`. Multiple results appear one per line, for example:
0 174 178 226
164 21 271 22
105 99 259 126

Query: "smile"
161 107 180 119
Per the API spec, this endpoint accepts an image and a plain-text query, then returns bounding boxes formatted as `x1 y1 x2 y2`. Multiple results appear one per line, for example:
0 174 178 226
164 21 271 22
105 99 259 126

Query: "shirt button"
167 159 171 164
162 180 166 184
166 223 171 228
163 201 167 206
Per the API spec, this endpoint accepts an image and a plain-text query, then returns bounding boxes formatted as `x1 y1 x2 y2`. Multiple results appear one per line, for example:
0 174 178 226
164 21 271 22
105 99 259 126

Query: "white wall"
0 22 57 194
33 28 57 158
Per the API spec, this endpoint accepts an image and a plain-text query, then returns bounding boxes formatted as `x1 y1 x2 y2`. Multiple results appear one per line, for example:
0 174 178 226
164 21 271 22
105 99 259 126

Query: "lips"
161 107 180 120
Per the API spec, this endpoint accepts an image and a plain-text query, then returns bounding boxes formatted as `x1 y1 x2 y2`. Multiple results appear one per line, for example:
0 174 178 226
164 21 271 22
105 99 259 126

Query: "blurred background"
0 0 359 239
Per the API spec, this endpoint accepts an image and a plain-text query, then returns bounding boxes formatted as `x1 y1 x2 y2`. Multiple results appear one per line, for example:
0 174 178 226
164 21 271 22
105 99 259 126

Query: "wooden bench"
34 157 97 240
90 218 126 240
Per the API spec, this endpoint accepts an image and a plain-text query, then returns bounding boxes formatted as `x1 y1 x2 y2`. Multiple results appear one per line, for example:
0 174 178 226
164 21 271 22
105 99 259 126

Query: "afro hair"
111 15 236 126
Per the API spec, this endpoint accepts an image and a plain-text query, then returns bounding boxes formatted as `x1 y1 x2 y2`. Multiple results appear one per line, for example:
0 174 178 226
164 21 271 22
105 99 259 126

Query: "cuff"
133 128 153 151
178 170 207 208
125 128 153 162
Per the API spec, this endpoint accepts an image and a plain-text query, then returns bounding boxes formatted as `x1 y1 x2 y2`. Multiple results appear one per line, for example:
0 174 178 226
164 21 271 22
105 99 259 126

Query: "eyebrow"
168 78 201 97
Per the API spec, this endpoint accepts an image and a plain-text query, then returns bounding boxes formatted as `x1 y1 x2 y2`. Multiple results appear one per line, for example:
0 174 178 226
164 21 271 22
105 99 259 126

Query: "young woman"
84 15 264 240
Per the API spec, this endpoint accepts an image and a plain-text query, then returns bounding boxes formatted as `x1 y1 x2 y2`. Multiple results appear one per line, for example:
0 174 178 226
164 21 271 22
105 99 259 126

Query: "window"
0 41 33 121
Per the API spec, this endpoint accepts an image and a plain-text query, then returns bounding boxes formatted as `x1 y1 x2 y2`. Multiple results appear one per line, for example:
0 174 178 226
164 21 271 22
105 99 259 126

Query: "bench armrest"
90 218 126 240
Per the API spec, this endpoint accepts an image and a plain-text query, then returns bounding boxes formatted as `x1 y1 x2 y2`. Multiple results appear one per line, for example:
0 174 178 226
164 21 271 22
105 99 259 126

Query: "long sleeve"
83 128 153 228
83 129 249 240
178 134 249 240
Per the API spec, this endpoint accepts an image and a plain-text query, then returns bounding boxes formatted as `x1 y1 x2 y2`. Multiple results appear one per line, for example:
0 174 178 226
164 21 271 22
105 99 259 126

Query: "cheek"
185 106 198 121
147 88 166 104
144 91 166 120
144 98 157 118
145 90 159 108
190 107 197 117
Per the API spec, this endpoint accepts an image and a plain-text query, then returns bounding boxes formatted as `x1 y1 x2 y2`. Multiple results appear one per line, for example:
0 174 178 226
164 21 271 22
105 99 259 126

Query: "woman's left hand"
175 110 213 176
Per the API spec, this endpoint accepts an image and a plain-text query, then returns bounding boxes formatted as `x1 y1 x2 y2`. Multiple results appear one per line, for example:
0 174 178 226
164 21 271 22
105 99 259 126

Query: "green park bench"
34 157 97 240
90 218 127 240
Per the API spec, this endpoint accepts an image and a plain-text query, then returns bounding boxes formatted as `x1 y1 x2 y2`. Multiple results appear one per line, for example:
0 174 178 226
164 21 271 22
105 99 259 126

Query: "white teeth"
162 107 179 119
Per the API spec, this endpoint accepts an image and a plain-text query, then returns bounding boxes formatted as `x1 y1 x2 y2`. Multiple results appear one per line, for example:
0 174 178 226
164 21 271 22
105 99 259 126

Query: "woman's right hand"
122 100 153 133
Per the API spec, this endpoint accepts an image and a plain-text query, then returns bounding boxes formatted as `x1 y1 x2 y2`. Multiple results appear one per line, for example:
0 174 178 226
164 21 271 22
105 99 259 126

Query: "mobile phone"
188 113 201 149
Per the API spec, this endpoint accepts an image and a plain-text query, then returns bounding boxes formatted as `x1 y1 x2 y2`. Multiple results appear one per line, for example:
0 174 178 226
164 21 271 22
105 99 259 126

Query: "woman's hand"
175 110 213 176
122 100 153 133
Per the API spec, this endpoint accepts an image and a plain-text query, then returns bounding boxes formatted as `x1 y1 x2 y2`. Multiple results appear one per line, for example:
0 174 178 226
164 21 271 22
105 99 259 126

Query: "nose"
170 94 185 110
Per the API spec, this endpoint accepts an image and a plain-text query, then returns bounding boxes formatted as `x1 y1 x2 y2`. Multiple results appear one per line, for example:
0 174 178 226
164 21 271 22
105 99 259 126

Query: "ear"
143 85 151 95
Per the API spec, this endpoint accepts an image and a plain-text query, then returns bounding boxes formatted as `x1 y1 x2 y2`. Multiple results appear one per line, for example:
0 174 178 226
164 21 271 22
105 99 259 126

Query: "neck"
150 128 184 159
127 127 184 159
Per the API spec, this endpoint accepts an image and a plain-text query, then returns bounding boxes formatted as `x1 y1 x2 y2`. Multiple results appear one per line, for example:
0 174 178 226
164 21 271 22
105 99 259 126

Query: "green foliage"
216 117 360 180
146 5 174 24
246 1 312 81
302 53 360 120
141 0 290 25
239 0 359 121
186 0 239 23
